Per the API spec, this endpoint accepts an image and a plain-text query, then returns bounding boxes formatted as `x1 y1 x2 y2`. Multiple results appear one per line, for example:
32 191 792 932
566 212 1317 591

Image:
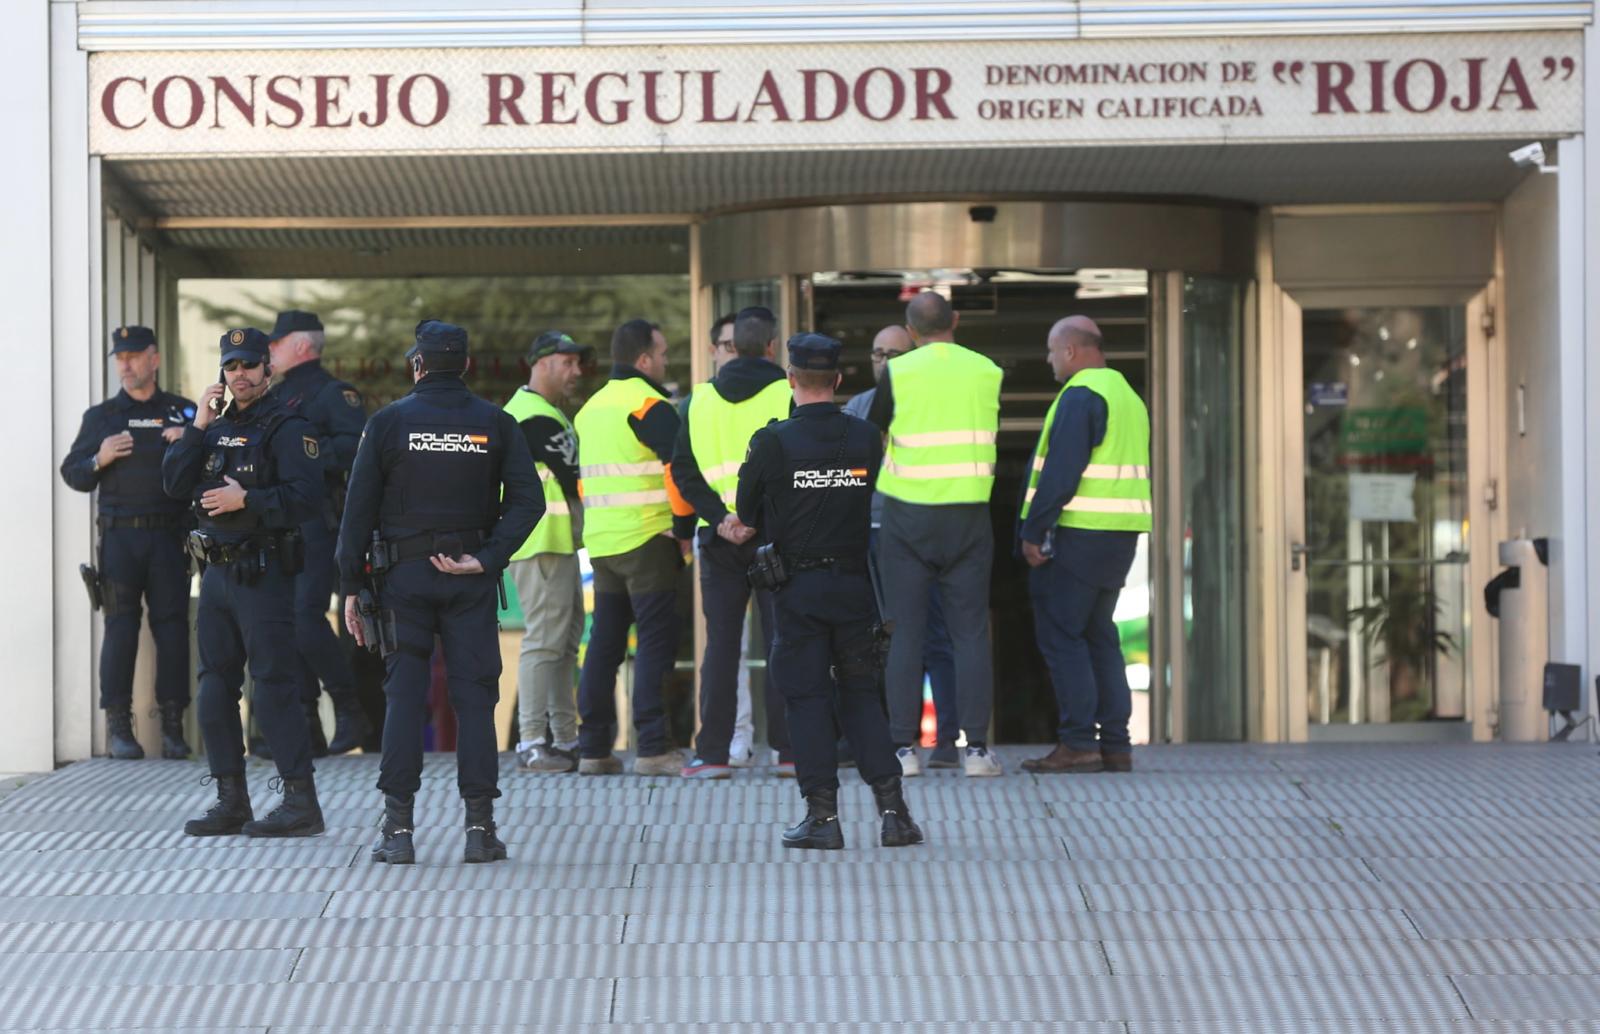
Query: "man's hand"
96 432 134 468
1021 540 1049 568
717 513 756 545
161 426 185 444
430 553 485 575
344 596 365 644
200 475 247 516
194 383 225 430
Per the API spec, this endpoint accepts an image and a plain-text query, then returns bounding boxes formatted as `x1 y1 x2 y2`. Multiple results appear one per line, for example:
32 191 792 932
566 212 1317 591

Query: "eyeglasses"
871 349 907 361
222 360 262 373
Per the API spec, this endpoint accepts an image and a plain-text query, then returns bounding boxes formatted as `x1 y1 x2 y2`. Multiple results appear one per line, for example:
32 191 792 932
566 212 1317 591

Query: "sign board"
88 33 1583 157
1348 472 1418 523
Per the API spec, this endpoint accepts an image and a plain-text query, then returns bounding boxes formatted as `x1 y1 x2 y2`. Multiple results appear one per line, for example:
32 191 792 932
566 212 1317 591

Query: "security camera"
1509 142 1545 167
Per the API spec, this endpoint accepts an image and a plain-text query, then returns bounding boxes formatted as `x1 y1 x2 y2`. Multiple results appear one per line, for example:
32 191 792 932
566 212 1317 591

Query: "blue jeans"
1028 560 1132 753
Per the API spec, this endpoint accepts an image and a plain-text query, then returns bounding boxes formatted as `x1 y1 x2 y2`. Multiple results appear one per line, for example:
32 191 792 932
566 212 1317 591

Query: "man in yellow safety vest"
866 291 1004 778
504 330 591 774
1018 316 1151 774
573 319 695 776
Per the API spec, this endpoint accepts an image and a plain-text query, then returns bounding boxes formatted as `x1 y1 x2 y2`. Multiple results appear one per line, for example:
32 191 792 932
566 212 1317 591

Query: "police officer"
338 320 541 865
266 309 370 756
734 333 923 851
672 306 793 779
1019 316 1150 775
61 326 196 760
165 328 327 838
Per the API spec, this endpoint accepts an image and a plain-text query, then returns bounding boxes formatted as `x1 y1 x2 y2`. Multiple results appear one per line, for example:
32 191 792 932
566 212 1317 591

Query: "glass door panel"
1302 306 1470 725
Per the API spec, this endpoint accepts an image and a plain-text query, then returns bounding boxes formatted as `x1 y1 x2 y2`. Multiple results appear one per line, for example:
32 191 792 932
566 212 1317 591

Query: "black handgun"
358 531 397 657
79 563 103 611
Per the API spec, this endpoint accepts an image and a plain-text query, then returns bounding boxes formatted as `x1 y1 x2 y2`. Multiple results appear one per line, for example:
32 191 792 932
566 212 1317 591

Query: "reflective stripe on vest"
1021 367 1152 533
503 387 577 558
877 342 1002 506
687 378 790 526
573 377 674 557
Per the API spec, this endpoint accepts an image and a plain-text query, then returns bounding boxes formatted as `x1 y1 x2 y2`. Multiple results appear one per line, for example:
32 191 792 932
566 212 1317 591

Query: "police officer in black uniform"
734 333 923 851
266 309 371 756
61 326 197 760
165 328 327 839
337 320 541 865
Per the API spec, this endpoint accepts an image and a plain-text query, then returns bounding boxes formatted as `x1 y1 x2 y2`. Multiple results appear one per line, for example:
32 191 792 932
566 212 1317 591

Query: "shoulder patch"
630 396 664 421
303 436 320 459
342 389 362 408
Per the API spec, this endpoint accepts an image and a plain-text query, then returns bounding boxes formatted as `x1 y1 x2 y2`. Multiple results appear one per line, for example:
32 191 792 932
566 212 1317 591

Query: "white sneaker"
897 746 921 778
729 736 754 768
963 746 1003 777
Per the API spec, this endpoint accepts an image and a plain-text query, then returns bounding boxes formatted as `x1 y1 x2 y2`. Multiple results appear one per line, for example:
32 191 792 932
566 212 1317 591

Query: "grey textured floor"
1 743 1598 1031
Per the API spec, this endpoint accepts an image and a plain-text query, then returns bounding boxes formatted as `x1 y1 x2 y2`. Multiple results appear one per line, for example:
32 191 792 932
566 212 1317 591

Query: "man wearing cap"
670 305 794 780
338 320 541 865
267 309 371 756
867 291 1004 778
735 332 923 851
62 326 197 760
164 328 327 838
572 319 695 777
1019 316 1150 774
504 330 590 774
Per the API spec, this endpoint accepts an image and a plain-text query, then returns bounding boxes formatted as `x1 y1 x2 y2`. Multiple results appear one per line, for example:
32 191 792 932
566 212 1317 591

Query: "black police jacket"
61 389 196 517
735 402 882 563
161 394 324 542
335 373 542 594
270 359 365 478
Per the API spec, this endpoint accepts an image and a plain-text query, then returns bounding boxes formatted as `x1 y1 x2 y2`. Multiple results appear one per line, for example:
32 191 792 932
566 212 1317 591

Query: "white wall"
1 2 58 773
1585 24 1600 734
1502 174 1564 546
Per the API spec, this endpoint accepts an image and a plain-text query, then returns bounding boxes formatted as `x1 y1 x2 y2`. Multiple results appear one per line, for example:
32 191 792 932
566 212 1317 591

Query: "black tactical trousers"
99 526 190 710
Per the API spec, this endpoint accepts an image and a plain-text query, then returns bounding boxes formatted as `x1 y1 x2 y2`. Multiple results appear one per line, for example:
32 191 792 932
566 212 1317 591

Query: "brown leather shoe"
1020 744 1103 773
1101 751 1133 773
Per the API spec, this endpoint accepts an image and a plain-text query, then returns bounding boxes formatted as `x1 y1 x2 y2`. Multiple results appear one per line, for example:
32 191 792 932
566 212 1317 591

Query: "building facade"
7 1 1599 770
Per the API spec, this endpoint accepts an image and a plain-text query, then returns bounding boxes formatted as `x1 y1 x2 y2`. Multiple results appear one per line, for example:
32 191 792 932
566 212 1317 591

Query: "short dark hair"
732 306 777 358
906 291 955 337
611 318 660 366
709 313 736 346
789 368 839 392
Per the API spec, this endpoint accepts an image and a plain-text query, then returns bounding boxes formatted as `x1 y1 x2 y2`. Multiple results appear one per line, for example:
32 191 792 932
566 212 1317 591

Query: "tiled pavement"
2 744 1599 1031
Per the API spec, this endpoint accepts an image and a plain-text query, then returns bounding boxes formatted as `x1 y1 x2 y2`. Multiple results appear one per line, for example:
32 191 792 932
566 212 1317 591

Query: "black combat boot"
326 692 372 756
183 774 253 837
304 700 329 759
782 787 844 850
242 775 325 838
870 775 925 848
462 797 508 864
159 703 189 759
105 706 144 760
370 794 415 865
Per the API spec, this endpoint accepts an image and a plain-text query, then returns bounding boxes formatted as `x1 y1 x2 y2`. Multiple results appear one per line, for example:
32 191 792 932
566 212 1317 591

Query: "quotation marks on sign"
1541 57 1577 81
1271 62 1307 85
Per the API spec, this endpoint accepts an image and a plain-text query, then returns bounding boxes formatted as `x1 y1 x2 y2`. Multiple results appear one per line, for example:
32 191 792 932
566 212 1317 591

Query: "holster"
746 542 789 592
277 529 305 577
79 563 103 612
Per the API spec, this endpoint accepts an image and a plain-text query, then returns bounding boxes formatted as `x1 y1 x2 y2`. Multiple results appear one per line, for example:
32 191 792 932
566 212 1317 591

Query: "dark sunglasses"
222 359 262 373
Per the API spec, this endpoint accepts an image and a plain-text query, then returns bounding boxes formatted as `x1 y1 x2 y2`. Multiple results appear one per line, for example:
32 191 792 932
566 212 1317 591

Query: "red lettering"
1314 62 1356 114
853 68 905 122
485 73 527 125
1367 60 1388 114
642 70 689 124
359 75 391 128
313 75 353 128
398 74 449 127
1394 59 1446 113
101 77 147 130
1451 58 1485 112
539 73 578 125
266 76 304 128
699 71 739 123
1490 59 1536 111
152 76 203 129
209 76 256 129
913 67 955 120
801 69 848 122
585 72 631 125
745 70 791 122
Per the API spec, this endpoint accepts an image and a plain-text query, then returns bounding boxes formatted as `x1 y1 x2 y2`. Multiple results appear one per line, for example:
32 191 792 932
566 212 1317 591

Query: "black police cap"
787 332 844 371
110 326 156 354
271 309 323 339
219 327 272 363
529 330 592 363
407 320 469 362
